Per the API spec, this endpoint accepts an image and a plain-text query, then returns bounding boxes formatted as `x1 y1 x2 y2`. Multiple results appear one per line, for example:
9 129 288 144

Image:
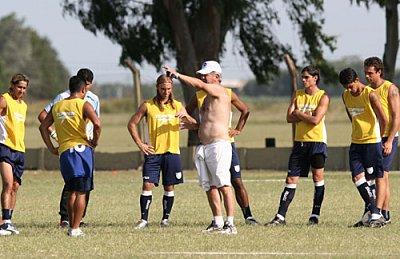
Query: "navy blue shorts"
230 143 241 179
288 141 327 177
0 144 24 185
382 137 398 172
60 145 94 192
143 152 183 186
349 142 383 179
66 177 93 193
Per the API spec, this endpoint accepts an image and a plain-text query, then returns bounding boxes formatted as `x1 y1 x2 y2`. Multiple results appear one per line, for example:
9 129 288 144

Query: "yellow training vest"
372 80 397 137
52 98 89 154
0 93 27 152
196 89 234 142
146 99 182 154
294 89 327 143
343 86 381 144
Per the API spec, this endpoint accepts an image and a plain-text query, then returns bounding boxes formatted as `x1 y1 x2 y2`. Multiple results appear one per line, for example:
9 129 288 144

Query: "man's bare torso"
199 90 231 144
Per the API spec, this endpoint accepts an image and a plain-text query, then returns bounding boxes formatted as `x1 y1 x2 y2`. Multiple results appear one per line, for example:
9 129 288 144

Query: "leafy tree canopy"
62 0 337 90
0 13 69 99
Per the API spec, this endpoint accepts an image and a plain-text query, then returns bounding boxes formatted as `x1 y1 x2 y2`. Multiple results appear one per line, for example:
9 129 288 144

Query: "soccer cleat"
369 216 386 228
134 219 148 230
385 218 392 224
160 219 169 228
351 220 365 228
361 211 371 226
0 223 20 235
68 228 85 237
266 216 286 226
307 216 319 226
220 221 237 235
59 220 69 228
0 229 11 236
79 220 87 227
245 217 259 225
201 220 223 234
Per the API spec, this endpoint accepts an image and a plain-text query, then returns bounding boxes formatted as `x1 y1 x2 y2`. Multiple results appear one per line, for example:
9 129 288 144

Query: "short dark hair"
69 75 86 93
339 68 358 85
10 73 29 86
77 68 94 83
364 57 384 78
301 65 320 84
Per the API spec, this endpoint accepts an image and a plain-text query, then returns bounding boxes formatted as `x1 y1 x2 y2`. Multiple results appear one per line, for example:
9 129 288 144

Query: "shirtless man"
164 62 237 234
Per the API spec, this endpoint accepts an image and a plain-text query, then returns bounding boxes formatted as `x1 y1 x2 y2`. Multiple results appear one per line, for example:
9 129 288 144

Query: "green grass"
2 170 400 257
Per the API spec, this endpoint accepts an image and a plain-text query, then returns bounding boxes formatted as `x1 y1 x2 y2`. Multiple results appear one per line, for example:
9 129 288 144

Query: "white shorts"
194 140 232 191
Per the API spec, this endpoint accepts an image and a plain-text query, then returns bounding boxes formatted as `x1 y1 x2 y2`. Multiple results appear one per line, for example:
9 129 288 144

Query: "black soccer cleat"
266 216 286 226
307 216 319 226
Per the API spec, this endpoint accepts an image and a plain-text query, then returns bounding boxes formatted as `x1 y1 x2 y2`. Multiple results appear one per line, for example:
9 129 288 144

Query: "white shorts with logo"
194 140 232 191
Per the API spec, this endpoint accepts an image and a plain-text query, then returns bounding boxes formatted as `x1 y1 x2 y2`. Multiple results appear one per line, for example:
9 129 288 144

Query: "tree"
62 0 336 145
0 14 69 99
351 0 399 81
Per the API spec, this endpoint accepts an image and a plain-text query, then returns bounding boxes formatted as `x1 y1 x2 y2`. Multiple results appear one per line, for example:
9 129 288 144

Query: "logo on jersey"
14 112 25 122
155 114 176 124
56 112 76 123
299 104 316 114
347 107 364 117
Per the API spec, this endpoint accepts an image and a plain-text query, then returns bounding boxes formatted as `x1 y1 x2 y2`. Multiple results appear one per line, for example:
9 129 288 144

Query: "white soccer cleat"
160 219 169 228
0 223 19 235
220 221 237 235
134 219 148 230
68 228 85 237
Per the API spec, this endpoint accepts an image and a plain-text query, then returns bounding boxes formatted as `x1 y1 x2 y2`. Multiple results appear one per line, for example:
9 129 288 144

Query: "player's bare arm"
370 91 388 137
0 96 7 117
127 102 154 155
383 84 400 155
176 107 198 130
37 110 57 140
230 91 250 137
286 94 301 123
163 65 225 97
83 102 101 148
342 93 352 122
39 111 58 155
293 94 329 126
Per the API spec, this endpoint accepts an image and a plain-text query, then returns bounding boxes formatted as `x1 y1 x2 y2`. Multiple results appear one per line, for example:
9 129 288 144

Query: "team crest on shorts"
175 172 182 179
234 165 240 172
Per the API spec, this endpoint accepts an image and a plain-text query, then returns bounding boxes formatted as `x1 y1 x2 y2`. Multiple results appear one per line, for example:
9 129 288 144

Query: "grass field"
2 170 400 257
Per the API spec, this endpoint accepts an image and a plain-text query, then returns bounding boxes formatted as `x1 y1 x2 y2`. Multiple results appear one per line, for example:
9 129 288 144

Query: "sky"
0 1 389 84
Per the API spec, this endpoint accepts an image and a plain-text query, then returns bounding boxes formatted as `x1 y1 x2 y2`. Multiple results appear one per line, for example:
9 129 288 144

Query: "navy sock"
241 206 253 219
162 195 174 220
356 182 378 214
382 210 390 221
277 187 296 217
364 183 376 213
140 195 152 221
2 209 11 220
312 185 325 216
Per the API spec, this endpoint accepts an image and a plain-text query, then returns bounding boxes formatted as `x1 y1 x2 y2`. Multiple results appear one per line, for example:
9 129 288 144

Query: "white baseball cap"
196 61 222 75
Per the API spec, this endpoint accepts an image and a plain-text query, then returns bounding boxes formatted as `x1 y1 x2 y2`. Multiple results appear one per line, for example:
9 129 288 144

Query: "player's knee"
310 154 325 169
231 178 243 189
285 176 299 185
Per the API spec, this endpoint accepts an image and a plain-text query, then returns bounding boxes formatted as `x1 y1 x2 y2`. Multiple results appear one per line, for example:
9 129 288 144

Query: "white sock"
227 216 234 225
214 216 224 227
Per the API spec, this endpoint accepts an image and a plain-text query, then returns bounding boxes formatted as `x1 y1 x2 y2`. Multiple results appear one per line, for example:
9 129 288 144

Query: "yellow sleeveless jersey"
294 89 327 143
372 80 397 137
196 89 234 142
0 93 27 152
343 86 381 144
146 99 182 154
52 98 89 154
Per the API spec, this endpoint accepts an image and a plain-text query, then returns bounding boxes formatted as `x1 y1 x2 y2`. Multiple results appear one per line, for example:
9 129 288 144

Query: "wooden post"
283 54 298 144
124 58 146 142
